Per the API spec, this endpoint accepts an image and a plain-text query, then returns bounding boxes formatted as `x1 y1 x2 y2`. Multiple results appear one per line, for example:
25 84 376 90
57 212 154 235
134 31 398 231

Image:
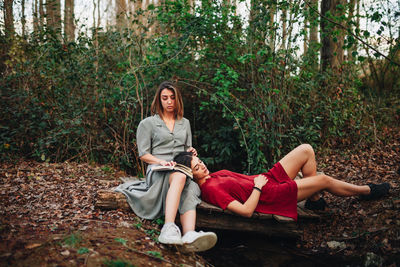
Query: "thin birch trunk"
93 0 99 102
116 0 127 29
22 0 26 37
334 0 345 69
135 0 143 35
281 6 287 49
309 0 318 44
33 0 39 32
46 0 62 38
268 0 276 50
64 0 75 42
98 0 101 28
303 16 308 56
4 0 15 37
39 0 44 28
309 0 319 71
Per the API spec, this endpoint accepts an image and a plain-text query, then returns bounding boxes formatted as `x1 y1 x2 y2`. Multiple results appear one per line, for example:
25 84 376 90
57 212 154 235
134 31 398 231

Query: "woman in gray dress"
116 81 217 252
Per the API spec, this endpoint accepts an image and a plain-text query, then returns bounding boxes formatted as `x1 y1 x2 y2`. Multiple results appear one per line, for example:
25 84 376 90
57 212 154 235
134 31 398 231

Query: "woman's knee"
298 144 315 158
317 174 334 187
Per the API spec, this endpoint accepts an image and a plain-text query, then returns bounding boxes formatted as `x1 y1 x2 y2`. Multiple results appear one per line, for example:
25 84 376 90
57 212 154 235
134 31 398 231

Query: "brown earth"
0 161 208 266
1 130 399 266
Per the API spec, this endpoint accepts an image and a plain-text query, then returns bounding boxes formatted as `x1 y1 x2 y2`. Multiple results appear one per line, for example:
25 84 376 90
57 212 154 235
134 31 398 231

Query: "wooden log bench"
96 177 320 238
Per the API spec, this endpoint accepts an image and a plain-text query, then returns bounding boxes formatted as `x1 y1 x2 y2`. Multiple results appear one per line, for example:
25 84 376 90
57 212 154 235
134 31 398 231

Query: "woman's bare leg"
166 173 197 235
180 210 196 234
279 144 317 179
279 144 320 200
295 174 370 201
164 172 186 223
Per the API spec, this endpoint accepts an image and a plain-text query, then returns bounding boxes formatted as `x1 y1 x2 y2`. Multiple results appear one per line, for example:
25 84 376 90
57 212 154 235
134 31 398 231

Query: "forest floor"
1 129 399 267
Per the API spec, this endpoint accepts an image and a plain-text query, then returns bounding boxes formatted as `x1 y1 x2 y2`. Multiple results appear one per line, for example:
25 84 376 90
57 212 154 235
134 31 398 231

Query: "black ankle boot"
360 183 390 200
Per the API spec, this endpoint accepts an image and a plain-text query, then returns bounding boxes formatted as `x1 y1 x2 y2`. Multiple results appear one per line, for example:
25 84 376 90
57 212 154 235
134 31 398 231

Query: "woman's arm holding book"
140 154 175 166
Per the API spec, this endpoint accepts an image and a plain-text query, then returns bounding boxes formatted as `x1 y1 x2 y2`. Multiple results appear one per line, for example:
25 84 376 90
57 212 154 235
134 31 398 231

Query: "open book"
151 163 193 179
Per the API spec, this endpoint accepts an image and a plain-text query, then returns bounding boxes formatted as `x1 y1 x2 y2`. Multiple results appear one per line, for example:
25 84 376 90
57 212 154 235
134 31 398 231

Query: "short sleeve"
185 119 192 149
201 183 236 210
136 118 153 157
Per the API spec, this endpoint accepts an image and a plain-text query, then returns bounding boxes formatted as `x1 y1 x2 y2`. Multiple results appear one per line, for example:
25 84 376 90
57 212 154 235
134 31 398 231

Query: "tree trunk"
116 0 127 29
347 0 355 61
268 0 276 49
320 0 345 72
64 0 75 42
46 0 62 37
33 0 39 32
320 0 333 71
95 189 319 238
21 0 26 37
145 0 151 34
281 5 287 49
309 0 319 70
303 15 308 56
4 0 15 37
334 0 345 67
39 0 45 28
309 0 319 44
134 0 143 35
97 0 101 28
248 0 267 49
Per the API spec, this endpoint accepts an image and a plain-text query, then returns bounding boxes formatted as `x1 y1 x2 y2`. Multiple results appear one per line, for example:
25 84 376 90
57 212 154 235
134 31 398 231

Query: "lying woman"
173 144 390 220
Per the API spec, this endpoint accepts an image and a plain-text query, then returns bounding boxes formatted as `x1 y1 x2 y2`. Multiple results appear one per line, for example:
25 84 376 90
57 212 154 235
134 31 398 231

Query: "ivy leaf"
146 251 163 259
371 11 382 22
114 238 127 245
77 247 89 254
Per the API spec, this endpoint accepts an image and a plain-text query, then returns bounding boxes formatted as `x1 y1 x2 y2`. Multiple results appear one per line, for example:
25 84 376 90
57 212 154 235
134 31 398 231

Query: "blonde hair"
151 81 184 120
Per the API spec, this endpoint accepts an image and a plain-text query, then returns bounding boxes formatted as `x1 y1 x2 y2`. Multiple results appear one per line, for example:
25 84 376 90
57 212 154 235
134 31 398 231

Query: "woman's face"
191 156 209 180
160 89 176 114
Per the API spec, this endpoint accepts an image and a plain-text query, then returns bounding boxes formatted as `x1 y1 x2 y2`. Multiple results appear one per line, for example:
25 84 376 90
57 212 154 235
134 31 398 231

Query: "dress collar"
154 114 184 130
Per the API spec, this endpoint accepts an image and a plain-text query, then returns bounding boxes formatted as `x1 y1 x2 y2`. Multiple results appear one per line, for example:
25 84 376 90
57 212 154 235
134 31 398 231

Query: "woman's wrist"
253 186 262 192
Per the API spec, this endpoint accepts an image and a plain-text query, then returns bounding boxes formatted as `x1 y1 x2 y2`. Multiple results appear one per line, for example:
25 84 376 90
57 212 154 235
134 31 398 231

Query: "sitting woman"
173 144 390 220
115 81 216 252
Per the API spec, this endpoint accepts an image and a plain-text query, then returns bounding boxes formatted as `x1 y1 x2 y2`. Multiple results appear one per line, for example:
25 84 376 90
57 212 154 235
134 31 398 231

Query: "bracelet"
253 186 262 193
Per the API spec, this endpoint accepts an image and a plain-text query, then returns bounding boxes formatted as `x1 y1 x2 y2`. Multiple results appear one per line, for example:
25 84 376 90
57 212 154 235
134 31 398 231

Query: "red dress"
200 162 299 220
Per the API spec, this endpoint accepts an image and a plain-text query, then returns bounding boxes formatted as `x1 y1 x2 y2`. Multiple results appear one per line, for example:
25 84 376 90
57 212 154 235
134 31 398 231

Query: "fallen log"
96 188 319 238
96 189 130 210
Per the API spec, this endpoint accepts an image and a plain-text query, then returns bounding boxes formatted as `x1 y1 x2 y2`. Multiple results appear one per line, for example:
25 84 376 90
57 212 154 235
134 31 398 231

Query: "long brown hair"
151 81 184 120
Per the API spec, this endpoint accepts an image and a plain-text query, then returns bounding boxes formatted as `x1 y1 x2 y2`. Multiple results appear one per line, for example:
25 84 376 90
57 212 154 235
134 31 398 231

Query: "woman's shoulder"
139 115 161 126
179 117 190 124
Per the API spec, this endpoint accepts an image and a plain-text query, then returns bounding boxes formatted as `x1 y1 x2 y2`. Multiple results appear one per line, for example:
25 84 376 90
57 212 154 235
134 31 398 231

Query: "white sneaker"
158 223 183 245
181 231 217 252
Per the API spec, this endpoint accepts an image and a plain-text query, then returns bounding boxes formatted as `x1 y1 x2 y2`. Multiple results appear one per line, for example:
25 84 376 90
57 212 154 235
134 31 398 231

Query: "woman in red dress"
173 144 390 220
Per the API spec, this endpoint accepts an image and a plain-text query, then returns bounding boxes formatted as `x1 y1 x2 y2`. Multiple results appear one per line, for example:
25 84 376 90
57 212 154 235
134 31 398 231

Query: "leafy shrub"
1 0 396 174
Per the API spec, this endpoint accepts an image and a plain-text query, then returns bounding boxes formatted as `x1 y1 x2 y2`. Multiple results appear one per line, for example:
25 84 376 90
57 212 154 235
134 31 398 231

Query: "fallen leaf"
61 250 70 256
25 243 42 249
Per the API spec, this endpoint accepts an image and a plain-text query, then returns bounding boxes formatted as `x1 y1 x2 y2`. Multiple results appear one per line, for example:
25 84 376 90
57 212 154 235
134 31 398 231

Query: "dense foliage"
1 0 399 174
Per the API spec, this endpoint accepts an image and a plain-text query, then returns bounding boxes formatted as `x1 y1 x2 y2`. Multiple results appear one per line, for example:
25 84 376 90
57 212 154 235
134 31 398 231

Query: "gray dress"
115 115 201 219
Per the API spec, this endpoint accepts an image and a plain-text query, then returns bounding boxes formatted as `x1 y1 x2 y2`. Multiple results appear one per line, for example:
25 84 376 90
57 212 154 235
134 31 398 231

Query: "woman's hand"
187 147 198 156
227 175 269 218
159 160 176 167
254 175 268 189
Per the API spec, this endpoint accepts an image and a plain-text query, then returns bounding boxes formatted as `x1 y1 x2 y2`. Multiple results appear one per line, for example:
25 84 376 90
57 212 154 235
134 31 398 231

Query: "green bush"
1 0 396 174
